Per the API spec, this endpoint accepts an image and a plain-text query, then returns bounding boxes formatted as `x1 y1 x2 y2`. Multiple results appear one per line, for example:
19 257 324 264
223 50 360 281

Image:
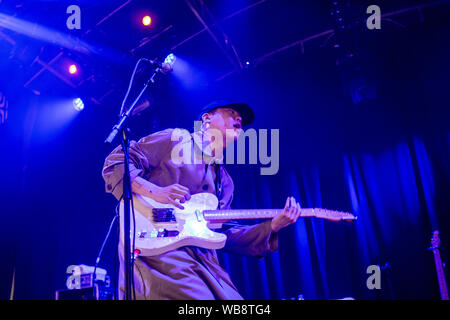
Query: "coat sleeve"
221 220 279 257
217 168 278 257
101 129 175 200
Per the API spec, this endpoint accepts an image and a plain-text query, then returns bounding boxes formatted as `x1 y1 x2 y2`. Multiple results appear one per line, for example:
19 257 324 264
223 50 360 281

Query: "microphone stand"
104 65 161 300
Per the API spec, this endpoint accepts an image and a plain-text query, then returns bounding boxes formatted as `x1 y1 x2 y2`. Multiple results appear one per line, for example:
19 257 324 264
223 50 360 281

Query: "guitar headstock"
430 230 440 249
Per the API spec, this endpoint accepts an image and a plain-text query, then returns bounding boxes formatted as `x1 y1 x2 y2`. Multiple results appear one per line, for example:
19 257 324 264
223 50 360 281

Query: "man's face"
206 107 243 143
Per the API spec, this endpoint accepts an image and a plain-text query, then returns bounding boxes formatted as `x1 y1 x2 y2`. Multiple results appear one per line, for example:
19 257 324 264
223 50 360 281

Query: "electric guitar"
119 192 356 257
429 231 449 300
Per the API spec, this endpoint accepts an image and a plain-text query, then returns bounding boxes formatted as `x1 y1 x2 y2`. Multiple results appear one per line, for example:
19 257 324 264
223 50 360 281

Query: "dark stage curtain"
218 131 450 300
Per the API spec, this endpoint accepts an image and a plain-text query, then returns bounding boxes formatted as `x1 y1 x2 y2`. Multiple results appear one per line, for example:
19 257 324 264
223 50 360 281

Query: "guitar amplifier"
55 284 114 300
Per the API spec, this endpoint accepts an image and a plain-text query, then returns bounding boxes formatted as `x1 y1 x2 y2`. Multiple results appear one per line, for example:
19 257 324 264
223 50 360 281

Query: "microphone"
142 53 176 74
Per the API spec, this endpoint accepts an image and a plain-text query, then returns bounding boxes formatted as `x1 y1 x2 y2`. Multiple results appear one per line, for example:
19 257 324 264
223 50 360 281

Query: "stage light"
142 16 151 26
69 64 77 74
164 53 175 65
160 53 176 74
73 98 84 111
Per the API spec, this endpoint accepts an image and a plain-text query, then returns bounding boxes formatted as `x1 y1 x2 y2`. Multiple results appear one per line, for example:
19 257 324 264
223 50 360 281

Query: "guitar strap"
214 163 223 210
192 132 223 209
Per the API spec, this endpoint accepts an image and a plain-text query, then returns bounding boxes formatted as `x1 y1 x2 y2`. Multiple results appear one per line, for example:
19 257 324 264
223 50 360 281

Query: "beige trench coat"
102 129 278 299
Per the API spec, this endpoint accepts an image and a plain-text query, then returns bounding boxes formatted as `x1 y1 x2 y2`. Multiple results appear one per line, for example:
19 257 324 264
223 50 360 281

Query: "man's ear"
201 112 211 123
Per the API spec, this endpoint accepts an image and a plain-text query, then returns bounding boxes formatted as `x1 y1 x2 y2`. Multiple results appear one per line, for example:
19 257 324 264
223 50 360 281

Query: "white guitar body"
119 192 356 257
119 193 227 257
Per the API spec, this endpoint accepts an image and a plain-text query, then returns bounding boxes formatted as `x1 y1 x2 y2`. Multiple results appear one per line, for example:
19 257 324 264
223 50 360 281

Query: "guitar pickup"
152 208 176 223
138 228 179 238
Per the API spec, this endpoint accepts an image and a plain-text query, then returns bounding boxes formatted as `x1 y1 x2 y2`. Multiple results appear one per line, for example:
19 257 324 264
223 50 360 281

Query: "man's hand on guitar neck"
270 197 301 233
132 177 191 210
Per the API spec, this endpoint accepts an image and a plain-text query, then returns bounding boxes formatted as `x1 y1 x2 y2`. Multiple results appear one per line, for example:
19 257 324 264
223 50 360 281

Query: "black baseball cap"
198 100 255 126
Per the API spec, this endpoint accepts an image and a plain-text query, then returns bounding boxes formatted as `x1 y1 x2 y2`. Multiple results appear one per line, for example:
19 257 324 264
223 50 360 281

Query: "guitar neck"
203 209 282 221
203 208 356 222
432 249 449 300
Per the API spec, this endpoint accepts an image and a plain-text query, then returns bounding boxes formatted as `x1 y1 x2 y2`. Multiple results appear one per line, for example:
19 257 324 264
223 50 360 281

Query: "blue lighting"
73 98 84 111
167 55 208 90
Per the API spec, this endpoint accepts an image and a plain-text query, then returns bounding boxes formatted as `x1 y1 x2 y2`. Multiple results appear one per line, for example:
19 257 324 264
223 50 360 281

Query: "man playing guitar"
102 100 301 299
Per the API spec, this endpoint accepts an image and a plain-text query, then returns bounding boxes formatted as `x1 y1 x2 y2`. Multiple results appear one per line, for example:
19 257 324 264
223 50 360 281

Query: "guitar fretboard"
203 208 356 222
203 209 281 220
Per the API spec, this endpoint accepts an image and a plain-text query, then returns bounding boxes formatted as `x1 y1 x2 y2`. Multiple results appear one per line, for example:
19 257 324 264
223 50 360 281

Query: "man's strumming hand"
132 177 191 210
